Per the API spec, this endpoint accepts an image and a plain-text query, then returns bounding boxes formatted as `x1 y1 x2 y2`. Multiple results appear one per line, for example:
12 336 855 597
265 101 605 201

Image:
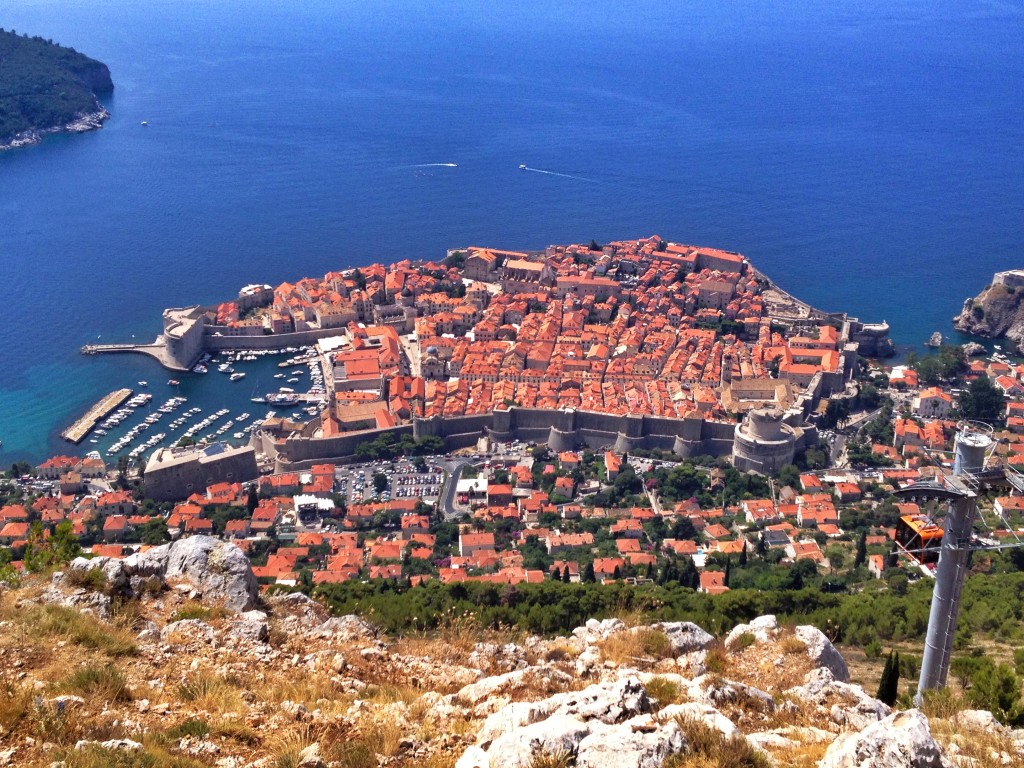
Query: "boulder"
164 535 258 612
818 709 951 768
724 615 779 647
455 746 489 768
653 622 715 654
658 702 738 737
67 556 128 593
487 715 591 768
454 666 573 706
688 675 774 713
954 709 1004 732
575 717 685 768
572 618 627 647
312 614 378 641
787 668 889 730
268 591 329 630
122 545 171 577
795 624 849 682
162 619 217 645
550 676 652 724
228 610 270 645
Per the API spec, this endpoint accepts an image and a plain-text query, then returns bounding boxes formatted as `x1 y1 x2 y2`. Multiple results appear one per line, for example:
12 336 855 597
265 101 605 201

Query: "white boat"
138 381 148 387
519 164 527 170
230 372 246 381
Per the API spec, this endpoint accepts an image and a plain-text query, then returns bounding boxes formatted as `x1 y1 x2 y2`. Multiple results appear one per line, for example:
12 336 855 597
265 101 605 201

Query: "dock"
61 388 133 444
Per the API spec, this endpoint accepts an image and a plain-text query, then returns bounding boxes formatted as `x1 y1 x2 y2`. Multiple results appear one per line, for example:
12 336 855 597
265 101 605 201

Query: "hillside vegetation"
0 29 112 145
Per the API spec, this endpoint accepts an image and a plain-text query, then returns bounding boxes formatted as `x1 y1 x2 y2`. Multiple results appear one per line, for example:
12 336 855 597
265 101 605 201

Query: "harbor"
55 345 328 466
60 388 134 444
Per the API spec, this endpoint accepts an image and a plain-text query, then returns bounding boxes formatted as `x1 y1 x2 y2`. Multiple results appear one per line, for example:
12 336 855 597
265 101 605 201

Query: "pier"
61 388 133 444
81 340 192 371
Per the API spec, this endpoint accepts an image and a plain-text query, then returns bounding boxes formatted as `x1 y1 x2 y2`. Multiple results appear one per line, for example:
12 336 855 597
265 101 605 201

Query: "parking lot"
333 458 445 506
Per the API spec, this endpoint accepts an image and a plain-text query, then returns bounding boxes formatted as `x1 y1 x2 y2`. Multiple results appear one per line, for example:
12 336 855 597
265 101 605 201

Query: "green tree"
582 562 596 583
854 531 867 568
372 472 388 494
967 659 1021 723
876 650 899 705
24 520 81 572
958 375 1005 424
246 484 259 515
138 517 168 545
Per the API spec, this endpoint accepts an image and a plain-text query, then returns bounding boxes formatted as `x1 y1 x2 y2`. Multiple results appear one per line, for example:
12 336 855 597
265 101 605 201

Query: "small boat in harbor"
230 372 246 381
168 379 180 386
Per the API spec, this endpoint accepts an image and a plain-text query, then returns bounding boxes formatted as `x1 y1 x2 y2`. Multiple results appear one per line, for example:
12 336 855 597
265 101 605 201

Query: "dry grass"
63 567 109 593
529 752 574 768
930 717 1020 768
169 600 226 623
60 663 133 703
176 670 245 713
704 643 730 675
779 635 807 655
666 716 770 768
393 613 526 669
598 627 675 666
16 603 138 657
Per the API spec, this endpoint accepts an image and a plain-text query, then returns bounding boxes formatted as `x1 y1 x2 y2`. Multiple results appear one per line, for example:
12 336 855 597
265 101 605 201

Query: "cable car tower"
894 421 1024 703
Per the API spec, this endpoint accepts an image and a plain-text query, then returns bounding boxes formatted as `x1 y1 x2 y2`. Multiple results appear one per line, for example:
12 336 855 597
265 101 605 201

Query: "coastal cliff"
954 276 1024 352
0 29 113 151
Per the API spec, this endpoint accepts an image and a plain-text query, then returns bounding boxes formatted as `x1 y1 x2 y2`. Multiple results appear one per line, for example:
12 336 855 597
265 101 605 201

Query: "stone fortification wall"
145 446 258 502
266 406 750 468
203 326 346 351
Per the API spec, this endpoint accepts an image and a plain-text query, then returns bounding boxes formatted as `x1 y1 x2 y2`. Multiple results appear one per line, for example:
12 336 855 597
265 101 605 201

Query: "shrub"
167 718 210 739
61 664 132 703
667 716 769 768
170 602 222 622
64 566 109 593
730 632 756 652
646 676 684 706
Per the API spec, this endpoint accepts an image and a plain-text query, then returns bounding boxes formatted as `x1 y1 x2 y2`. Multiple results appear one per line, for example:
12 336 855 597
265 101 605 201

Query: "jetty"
61 388 133 444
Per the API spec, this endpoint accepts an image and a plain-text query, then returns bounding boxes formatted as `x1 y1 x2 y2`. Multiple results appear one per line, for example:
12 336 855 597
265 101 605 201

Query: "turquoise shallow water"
0 0 1022 463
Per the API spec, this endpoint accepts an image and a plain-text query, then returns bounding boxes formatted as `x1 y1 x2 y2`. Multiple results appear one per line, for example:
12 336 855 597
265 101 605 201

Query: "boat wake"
518 165 595 183
401 162 459 168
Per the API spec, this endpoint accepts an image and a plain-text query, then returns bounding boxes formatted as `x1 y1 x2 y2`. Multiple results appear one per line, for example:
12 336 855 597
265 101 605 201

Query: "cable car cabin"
895 514 943 564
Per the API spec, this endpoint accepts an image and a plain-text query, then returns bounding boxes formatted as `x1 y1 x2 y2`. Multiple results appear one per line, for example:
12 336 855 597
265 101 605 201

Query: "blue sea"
1 0 1022 464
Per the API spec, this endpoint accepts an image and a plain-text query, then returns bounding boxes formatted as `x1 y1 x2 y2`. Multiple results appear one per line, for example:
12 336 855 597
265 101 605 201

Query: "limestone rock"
572 618 627 647
296 743 326 768
724 615 779 647
788 668 889 730
164 535 258 612
454 666 572 706
795 624 849 682
659 702 738 737
487 714 591 768
575 717 685 768
688 675 775 713
268 591 328 630
455 746 489 768
653 621 715 654
75 738 143 751
162 619 217 645
312 614 378 641
818 709 951 768
954 709 1004 732
228 611 270 645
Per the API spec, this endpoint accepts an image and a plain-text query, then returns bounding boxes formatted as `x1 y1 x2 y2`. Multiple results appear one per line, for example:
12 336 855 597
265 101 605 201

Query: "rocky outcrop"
954 280 1024 352
818 709 951 768
63 535 259 612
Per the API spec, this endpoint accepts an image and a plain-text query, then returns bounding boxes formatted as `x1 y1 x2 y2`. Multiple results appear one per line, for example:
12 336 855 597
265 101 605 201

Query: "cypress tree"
739 542 748 566
561 566 571 583
724 557 732 588
854 531 867 568
876 650 900 705
582 562 596 583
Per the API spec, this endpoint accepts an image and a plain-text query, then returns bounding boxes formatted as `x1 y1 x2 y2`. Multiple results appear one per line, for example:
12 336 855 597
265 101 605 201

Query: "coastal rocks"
164 536 259 612
818 709 951 768
926 331 943 348
954 281 1024 351
963 341 987 356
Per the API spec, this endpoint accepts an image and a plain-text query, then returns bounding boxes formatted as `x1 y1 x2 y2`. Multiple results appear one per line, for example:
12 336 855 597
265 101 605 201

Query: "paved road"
439 458 473 520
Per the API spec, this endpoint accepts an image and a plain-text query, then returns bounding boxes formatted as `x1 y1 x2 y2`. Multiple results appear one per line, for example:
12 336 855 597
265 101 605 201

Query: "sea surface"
1 0 1022 464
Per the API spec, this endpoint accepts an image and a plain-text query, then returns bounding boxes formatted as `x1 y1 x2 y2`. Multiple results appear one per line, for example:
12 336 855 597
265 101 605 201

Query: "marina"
69 345 329 466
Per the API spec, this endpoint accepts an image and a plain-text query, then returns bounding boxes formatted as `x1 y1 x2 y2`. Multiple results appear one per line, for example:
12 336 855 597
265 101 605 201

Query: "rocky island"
954 270 1024 353
0 29 113 151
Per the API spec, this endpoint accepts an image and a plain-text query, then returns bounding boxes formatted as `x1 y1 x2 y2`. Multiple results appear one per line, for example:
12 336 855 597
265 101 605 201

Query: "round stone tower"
732 407 798 474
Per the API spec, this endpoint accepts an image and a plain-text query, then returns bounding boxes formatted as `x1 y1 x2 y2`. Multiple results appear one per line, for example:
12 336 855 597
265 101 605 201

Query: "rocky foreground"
0 536 1022 768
